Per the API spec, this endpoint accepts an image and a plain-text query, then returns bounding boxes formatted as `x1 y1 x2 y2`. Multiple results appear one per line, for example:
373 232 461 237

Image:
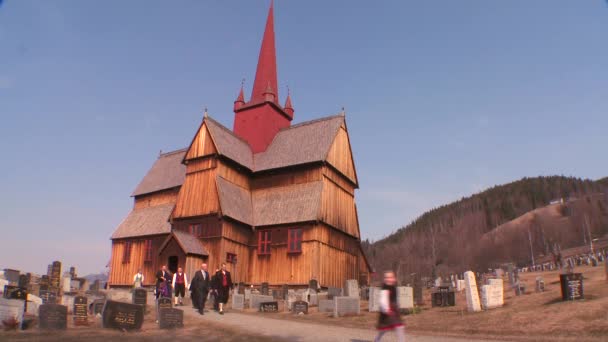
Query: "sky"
1 1 607 276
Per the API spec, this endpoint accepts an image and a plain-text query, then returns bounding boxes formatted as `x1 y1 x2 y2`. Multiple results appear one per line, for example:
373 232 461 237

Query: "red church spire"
250 0 278 104
234 82 245 111
284 87 294 117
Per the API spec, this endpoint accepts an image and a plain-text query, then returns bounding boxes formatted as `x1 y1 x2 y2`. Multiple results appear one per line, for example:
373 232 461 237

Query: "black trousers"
191 290 199 308
197 289 208 313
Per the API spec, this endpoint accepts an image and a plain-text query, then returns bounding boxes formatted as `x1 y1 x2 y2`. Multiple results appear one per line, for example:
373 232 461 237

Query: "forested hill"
363 176 608 280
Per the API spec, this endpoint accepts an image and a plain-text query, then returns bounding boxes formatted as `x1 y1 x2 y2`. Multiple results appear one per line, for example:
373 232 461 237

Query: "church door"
168 256 179 274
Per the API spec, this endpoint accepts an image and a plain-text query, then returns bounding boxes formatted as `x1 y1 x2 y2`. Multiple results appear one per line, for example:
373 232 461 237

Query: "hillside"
363 176 608 281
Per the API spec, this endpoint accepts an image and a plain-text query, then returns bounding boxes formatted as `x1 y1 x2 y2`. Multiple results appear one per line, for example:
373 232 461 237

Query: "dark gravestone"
261 282 269 296
292 300 308 314
3 269 20 285
39 290 57 304
91 280 100 292
560 273 584 301
39 304 68 330
18 275 29 289
102 300 144 331
309 279 318 290
3 285 18 299
238 282 245 295
272 289 281 300
282 284 289 300
159 308 184 329
90 299 105 315
132 288 147 306
259 301 278 312
327 287 341 300
431 287 455 307
73 296 88 326
158 297 172 310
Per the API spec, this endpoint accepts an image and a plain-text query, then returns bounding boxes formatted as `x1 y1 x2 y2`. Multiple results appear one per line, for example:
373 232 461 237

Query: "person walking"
215 263 232 314
133 269 144 288
172 267 189 306
191 263 210 315
374 270 405 342
155 265 172 299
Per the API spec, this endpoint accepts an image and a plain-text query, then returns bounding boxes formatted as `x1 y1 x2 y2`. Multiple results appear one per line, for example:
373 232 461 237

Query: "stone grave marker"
159 307 183 329
251 294 274 311
414 280 423 305
535 277 545 292
344 279 359 298
397 286 414 310
3 269 20 285
39 304 68 330
73 295 88 326
333 296 360 317
317 292 328 302
259 301 279 312
514 282 526 296
39 290 57 304
327 287 341 300
3 285 18 299
91 280 100 292
560 273 583 301
238 282 245 295
309 293 318 306
9 288 27 301
132 288 147 306
18 275 29 290
0 298 25 327
480 284 503 309
158 297 172 312
261 282 269 296
102 300 144 331
244 289 251 301
368 286 380 312
318 299 334 313
309 279 318 290
281 284 289 300
232 294 244 310
464 271 481 312
292 300 308 314
91 299 105 315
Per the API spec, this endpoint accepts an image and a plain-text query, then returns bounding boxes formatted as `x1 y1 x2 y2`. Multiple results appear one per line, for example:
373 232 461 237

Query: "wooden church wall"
108 235 166 287
320 178 360 238
326 125 357 185
318 242 358 288
186 157 217 174
185 122 217 160
173 168 219 218
252 166 322 190
217 160 250 189
133 188 180 210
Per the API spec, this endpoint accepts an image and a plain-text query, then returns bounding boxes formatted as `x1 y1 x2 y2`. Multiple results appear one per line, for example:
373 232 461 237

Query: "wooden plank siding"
185 122 217 160
217 160 250 190
172 168 219 218
108 235 168 287
186 157 217 174
320 178 360 238
325 125 358 185
133 188 180 210
252 166 322 190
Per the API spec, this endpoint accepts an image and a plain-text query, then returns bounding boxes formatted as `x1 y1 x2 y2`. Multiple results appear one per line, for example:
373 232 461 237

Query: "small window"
122 241 132 264
288 228 303 253
189 224 203 237
144 239 153 262
226 253 237 264
258 230 272 255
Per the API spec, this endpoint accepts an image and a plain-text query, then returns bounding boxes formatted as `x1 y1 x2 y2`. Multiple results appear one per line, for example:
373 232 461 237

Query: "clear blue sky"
1 1 607 275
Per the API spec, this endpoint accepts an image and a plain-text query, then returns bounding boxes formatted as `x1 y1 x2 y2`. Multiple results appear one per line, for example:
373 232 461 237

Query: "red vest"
176 273 185 284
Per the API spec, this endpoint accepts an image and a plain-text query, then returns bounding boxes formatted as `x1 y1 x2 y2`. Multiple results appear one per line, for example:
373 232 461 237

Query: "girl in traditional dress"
374 270 405 342
133 269 144 288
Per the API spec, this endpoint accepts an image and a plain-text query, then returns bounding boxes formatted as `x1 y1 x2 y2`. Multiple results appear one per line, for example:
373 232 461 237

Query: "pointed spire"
284 86 294 117
250 0 278 104
203 106 208 118
234 79 246 110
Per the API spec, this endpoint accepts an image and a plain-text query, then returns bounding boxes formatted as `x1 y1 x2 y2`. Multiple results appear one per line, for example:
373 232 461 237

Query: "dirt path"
184 308 501 342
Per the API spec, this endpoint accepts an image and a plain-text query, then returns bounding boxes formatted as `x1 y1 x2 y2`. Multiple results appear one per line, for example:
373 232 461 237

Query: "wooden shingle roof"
216 176 253 225
205 117 254 170
131 149 187 197
252 181 323 226
159 230 209 257
111 203 173 239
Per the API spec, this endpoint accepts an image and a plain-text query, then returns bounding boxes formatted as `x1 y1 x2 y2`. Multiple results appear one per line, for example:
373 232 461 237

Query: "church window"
288 228 303 253
122 241 132 264
226 253 237 264
258 230 272 255
189 224 203 237
144 239 153 262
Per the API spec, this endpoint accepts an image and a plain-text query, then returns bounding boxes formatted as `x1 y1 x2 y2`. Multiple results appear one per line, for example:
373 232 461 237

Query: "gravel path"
183 308 501 342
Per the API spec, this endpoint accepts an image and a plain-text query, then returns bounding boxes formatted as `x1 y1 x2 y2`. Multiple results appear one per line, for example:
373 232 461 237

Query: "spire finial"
203 106 208 118
250 0 278 103
341 107 346 116
284 85 294 117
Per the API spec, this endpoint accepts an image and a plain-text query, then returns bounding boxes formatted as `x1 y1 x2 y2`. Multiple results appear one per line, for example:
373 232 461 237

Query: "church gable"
184 121 217 161
326 123 358 186
172 167 220 219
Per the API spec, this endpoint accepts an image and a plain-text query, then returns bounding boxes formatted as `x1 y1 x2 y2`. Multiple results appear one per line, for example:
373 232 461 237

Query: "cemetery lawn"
239 264 608 342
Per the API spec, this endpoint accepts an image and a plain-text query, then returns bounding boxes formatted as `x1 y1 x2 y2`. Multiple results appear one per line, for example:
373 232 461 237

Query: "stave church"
108 2 371 289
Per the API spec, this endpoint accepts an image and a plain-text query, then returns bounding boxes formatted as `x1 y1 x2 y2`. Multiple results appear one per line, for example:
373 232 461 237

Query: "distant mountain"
363 176 608 280
83 272 108 283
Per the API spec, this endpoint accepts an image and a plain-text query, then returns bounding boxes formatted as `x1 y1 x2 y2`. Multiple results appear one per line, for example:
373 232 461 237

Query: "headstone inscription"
132 288 147 306
158 297 172 310
464 271 482 312
39 290 57 304
560 273 583 301
480 284 503 309
102 300 144 331
159 308 183 329
73 296 88 326
232 294 244 310
261 282 269 296
292 300 308 314
91 299 105 315
259 301 279 312
39 304 68 330
333 296 360 317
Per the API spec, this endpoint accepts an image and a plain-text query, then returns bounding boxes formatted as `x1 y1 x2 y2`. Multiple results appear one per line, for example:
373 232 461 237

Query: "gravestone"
91 299 105 315
259 301 279 312
514 282 526 296
238 282 245 295
397 286 414 309
50 262 61 290
309 279 318 290
9 288 27 301
232 294 244 310
327 287 342 300
158 297 172 310
535 277 545 292
91 280 100 292
244 289 251 302
414 280 424 305
456 279 465 292
0 298 25 327
334 296 360 317
132 288 147 306
317 292 328 302
318 299 334 313
3 285 18 299
560 273 583 301
3 269 20 285
73 296 88 326
344 279 359 298
286 291 297 310
261 282 269 296
251 294 274 311
431 286 455 307
102 300 144 331
159 308 183 329
18 275 29 290
368 287 380 312
39 290 57 304
480 283 503 310
281 284 289 300
309 293 318 306
292 300 308 314
464 271 481 312
61 276 71 294
39 304 68 330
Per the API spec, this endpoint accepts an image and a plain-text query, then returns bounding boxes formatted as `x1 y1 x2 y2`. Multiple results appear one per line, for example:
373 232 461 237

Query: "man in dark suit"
191 263 210 315
155 265 172 299
215 263 232 315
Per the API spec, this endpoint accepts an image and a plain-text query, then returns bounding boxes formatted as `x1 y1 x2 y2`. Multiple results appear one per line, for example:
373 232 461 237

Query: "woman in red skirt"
375 270 405 342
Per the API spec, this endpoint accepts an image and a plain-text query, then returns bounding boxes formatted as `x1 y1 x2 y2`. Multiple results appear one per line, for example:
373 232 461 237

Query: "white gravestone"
368 287 381 312
318 299 334 313
397 286 414 310
481 284 504 309
333 296 360 317
344 279 359 298
464 271 482 312
456 279 465 292
231 294 244 310
0 298 24 325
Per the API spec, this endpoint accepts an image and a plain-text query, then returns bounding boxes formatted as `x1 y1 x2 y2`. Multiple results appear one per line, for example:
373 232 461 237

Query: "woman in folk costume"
133 269 144 288
214 263 232 314
374 271 405 342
